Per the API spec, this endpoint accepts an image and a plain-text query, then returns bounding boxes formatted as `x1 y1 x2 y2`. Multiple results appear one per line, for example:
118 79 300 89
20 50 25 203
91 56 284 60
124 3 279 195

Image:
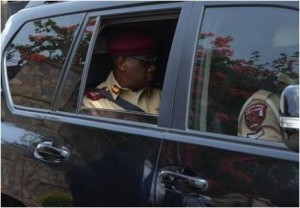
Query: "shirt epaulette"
85 88 105 101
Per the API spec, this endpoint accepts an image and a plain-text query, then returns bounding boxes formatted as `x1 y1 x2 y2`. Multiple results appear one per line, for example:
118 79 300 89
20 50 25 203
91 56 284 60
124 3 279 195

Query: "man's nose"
147 64 156 72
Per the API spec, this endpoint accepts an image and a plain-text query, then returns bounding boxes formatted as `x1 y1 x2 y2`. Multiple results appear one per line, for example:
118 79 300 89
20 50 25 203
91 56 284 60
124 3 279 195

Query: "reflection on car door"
22 117 163 206
155 137 298 206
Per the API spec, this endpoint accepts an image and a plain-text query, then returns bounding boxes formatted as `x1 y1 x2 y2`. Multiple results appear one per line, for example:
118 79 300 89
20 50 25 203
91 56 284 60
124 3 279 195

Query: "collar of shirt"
105 71 151 100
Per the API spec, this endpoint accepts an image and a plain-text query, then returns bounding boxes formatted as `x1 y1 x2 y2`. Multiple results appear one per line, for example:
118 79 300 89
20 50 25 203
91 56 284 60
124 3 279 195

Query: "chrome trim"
280 117 300 129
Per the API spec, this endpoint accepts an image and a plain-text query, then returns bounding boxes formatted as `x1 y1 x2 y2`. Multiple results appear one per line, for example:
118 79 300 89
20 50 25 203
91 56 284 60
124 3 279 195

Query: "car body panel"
21 118 163 206
1 96 45 204
1 1 299 207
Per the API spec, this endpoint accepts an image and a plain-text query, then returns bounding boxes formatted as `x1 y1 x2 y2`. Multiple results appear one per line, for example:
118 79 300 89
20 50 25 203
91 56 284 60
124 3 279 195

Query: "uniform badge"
112 85 121 95
244 103 267 131
85 90 104 101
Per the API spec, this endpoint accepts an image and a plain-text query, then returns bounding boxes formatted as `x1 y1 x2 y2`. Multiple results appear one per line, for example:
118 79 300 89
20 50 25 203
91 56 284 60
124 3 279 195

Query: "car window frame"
50 1 192 128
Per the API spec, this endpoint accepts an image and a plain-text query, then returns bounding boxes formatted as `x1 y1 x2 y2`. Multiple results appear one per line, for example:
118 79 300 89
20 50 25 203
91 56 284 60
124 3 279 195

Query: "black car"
1 1 299 207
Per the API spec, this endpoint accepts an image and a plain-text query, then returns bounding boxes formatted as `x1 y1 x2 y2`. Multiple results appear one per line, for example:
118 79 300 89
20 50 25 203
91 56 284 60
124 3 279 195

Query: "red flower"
213 48 234 57
212 36 233 48
214 72 228 78
61 25 78 32
196 50 206 58
29 35 46 43
27 53 47 62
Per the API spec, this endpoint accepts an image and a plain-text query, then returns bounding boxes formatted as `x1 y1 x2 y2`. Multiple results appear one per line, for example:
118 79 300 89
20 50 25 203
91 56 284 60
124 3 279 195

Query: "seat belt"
94 88 145 113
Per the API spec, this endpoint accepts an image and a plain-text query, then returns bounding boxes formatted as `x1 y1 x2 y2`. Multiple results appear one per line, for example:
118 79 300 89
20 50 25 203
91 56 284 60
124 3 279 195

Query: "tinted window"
6 14 83 109
189 7 299 141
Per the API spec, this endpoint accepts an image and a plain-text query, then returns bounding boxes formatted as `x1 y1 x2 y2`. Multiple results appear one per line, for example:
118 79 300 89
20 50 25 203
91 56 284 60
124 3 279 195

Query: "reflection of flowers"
7 18 81 66
29 35 46 43
191 32 299 135
196 32 299 80
214 71 228 78
212 36 233 48
196 50 206 58
61 25 78 32
17 45 47 62
25 53 47 62
213 48 233 57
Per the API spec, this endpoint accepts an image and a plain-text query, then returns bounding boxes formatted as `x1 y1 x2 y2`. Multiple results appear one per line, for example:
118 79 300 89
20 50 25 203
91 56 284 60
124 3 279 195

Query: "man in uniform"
238 72 298 142
83 29 161 115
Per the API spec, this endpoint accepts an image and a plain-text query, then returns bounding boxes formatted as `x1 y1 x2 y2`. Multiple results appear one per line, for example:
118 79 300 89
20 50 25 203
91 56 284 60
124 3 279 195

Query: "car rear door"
155 1 299 206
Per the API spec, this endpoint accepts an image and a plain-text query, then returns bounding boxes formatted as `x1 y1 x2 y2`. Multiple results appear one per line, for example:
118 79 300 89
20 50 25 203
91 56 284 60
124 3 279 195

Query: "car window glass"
5 14 83 109
58 17 97 112
189 7 299 142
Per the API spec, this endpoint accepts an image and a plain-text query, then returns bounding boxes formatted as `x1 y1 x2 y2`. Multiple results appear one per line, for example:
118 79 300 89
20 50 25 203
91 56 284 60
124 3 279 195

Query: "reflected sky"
1 122 40 147
201 7 299 72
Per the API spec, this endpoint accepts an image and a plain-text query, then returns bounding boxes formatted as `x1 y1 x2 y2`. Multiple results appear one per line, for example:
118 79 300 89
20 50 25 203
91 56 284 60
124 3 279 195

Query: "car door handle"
34 141 70 163
158 166 208 194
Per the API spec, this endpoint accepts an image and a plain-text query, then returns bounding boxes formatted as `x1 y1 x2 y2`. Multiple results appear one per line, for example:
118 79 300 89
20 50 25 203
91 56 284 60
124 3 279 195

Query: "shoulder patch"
85 90 104 101
244 102 267 131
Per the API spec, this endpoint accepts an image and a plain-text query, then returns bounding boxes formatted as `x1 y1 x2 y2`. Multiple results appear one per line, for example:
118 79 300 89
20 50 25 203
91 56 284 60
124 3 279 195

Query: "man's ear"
116 56 127 72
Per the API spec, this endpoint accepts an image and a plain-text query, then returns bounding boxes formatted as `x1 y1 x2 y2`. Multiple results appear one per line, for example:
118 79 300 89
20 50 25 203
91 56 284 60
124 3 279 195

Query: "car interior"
85 15 179 90
73 13 180 122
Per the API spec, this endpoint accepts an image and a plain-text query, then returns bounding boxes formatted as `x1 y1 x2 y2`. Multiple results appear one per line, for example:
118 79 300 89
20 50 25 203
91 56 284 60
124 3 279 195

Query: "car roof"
1 1 175 47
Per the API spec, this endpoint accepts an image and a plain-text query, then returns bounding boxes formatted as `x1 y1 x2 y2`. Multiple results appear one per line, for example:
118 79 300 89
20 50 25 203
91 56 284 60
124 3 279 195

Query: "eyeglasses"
127 56 157 68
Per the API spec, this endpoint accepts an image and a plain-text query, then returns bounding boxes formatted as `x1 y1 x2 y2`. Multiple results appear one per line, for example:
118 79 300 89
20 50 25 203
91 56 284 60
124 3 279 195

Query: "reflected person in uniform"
83 29 161 115
238 72 298 141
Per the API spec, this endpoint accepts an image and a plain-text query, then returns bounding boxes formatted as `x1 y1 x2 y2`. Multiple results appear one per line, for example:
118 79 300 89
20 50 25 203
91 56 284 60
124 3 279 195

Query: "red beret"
107 30 156 56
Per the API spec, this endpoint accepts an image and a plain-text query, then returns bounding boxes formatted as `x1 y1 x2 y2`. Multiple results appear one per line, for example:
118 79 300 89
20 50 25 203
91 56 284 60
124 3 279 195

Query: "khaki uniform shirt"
238 89 286 142
83 72 161 115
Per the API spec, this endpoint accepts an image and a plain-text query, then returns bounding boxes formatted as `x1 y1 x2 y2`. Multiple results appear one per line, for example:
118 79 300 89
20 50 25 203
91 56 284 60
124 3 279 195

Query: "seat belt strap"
94 88 145 113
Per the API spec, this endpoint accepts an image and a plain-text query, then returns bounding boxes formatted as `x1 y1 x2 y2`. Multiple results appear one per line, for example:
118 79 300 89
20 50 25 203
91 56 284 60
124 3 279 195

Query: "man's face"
124 56 157 91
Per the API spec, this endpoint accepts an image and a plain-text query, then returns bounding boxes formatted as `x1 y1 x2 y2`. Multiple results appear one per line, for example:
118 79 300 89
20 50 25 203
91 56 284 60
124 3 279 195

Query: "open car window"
58 9 180 124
